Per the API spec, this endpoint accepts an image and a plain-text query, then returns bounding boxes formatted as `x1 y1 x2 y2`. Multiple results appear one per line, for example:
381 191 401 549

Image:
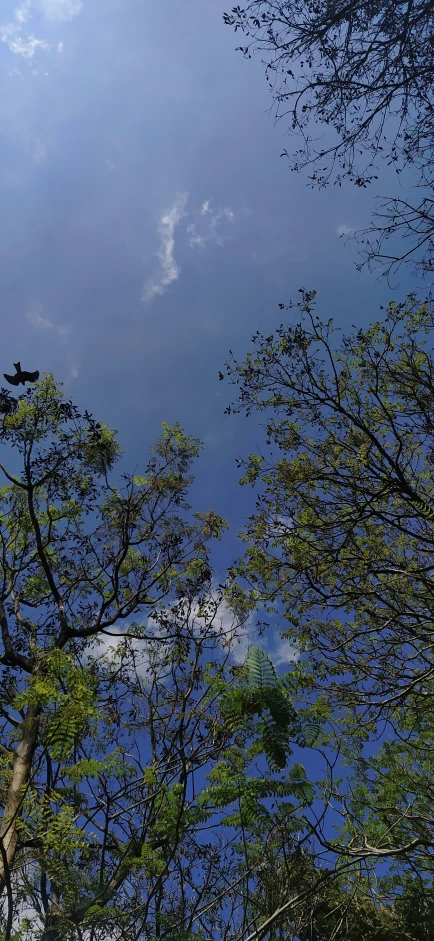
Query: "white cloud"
1 3 40 58
188 199 235 249
265 515 295 541
337 224 355 237
191 591 298 667
192 594 252 665
27 310 52 330
186 225 206 248
85 591 298 687
273 638 299 667
142 193 188 303
2 27 50 59
1 0 80 60
87 618 172 682
89 629 150 679
27 307 69 341
142 196 236 300
85 596 247 681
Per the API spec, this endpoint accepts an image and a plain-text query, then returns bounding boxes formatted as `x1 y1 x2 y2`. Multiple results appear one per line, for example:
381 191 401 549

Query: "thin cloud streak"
27 307 69 341
142 193 188 303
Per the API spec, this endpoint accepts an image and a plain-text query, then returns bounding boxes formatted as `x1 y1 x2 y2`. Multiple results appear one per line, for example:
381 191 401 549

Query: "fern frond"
243 647 277 691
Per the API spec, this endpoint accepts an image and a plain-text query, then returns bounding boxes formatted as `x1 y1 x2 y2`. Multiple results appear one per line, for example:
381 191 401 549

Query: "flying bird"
4 363 39 386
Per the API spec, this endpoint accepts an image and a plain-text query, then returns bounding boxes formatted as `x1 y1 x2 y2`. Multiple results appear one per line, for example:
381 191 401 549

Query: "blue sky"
0 0 420 659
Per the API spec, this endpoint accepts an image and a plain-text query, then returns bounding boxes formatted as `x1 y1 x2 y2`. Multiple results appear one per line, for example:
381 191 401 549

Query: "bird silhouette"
4 363 39 386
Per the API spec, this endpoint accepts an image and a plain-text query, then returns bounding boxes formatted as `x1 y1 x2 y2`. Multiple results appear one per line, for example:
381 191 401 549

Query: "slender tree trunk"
0 703 40 895
40 887 62 941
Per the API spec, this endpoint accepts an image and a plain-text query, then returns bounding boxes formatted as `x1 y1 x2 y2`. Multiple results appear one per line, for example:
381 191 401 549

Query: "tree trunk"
0 703 40 895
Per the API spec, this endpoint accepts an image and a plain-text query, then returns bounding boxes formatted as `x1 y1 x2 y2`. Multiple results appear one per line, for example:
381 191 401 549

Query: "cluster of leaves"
219 646 299 770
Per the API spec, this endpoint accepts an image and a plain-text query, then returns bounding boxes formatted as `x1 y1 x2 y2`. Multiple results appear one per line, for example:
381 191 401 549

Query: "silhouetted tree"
224 0 434 186
224 1 434 278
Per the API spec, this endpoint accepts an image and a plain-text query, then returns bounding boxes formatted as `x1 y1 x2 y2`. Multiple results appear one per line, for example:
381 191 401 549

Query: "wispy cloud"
32 138 46 163
192 590 298 667
87 613 179 683
88 626 158 680
27 307 69 341
142 193 188 303
68 359 79 379
1 0 80 60
273 638 299 667
90 598 245 676
337 224 355 237
188 199 235 249
211 207 234 227
187 229 206 249
2 8 51 59
39 0 82 20
191 593 253 665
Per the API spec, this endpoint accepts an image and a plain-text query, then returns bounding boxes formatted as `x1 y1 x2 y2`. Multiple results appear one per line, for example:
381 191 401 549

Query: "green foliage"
223 294 434 934
0 378 256 940
6 309 434 941
218 646 299 770
14 651 98 760
82 421 121 476
0 377 318 941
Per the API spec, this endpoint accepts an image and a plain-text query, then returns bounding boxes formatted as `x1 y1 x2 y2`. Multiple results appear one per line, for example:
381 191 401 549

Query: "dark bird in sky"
4 363 40 386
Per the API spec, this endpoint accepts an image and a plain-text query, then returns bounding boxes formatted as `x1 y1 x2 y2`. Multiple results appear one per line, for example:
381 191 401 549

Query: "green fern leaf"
243 646 277 691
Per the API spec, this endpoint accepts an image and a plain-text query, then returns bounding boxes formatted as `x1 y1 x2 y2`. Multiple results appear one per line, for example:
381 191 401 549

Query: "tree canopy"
222 292 434 933
1 332 434 938
0 375 320 941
